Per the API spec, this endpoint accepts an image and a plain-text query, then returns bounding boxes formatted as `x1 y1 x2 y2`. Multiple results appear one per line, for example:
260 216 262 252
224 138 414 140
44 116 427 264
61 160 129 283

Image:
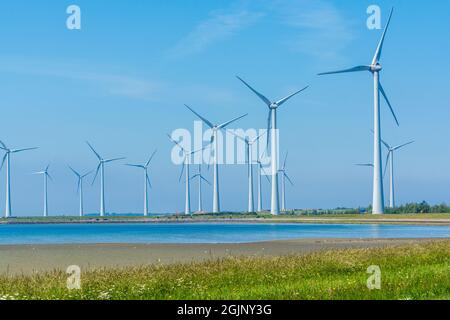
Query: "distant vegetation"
0 240 448 300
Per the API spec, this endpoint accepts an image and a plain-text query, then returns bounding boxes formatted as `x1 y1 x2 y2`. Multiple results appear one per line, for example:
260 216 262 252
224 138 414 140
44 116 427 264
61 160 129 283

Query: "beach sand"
0 238 438 275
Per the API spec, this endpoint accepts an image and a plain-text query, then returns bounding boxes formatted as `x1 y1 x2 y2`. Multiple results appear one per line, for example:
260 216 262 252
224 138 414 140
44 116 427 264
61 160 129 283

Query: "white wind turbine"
190 164 211 213
256 158 271 213
318 8 399 214
278 152 294 212
381 138 414 208
0 140 38 218
229 131 266 212
34 165 53 217
236 76 308 215
185 105 247 213
168 134 205 215
68 166 93 217
125 150 157 216
87 142 125 217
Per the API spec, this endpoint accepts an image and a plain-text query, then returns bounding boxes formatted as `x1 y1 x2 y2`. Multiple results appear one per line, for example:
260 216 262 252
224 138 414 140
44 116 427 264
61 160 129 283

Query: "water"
0 223 449 245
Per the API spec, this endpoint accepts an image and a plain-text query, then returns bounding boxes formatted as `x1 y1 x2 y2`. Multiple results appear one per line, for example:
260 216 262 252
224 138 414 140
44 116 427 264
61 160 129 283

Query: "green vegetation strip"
1 240 449 300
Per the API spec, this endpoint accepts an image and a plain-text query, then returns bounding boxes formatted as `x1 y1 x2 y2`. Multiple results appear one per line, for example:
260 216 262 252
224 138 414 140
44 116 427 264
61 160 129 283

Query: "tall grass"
0 240 449 300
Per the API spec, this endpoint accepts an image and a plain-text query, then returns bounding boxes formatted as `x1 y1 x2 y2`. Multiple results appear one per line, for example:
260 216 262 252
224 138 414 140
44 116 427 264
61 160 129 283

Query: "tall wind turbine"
0 140 38 218
236 76 308 215
381 139 414 208
68 166 93 217
278 152 294 212
87 142 125 216
125 150 157 216
34 165 53 217
190 165 211 213
229 131 266 212
256 158 271 213
318 8 399 214
168 134 205 215
185 105 247 213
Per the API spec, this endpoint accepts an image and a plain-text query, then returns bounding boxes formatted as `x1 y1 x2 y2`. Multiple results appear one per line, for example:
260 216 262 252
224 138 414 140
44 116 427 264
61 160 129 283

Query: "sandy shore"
0 238 439 276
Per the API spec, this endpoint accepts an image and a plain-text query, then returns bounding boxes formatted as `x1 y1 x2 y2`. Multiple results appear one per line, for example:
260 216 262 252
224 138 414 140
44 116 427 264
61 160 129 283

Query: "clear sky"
1 0 449 216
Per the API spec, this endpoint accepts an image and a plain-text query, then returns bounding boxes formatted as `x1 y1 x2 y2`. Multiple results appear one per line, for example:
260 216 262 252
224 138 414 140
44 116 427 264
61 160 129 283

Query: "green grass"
1 240 449 300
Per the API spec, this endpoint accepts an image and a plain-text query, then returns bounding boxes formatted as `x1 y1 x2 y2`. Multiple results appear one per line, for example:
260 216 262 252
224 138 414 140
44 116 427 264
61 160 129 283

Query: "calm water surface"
0 223 449 245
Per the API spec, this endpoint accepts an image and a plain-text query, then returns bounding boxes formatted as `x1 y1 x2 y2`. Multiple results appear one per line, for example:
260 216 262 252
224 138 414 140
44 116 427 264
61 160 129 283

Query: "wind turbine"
256 158 271 213
68 166 93 217
190 164 211 213
125 150 157 216
278 152 294 212
168 134 205 215
0 140 38 218
236 76 308 215
381 139 414 208
184 104 247 213
229 131 266 212
318 8 398 214
87 142 125 216
34 165 53 217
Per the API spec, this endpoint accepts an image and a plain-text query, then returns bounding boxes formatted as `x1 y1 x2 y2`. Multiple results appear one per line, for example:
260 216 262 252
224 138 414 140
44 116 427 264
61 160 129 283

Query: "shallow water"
0 223 449 245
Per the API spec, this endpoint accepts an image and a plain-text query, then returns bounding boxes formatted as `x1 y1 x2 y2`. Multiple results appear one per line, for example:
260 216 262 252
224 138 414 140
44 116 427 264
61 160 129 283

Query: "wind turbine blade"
185 104 214 128
201 176 211 186
104 157 126 163
251 130 267 144
318 65 371 76
283 152 288 170
45 164 50 172
126 164 145 169
147 174 152 189
379 83 399 126
92 163 101 185
86 142 102 160
11 147 39 153
393 141 415 151
82 170 94 178
0 140 6 149
167 134 186 154
236 76 272 107
227 130 246 143
384 152 391 179
260 166 271 183
276 86 309 107
0 153 7 171
285 173 294 186
145 149 157 167
190 174 200 181
178 162 185 183
266 111 272 146
372 7 394 65
355 164 374 167
218 113 247 129
77 179 81 194
46 173 54 182
68 166 81 177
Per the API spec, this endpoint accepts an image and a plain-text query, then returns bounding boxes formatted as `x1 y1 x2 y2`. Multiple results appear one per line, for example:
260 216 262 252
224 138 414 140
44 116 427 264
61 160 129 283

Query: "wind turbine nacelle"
370 64 382 72
270 103 278 109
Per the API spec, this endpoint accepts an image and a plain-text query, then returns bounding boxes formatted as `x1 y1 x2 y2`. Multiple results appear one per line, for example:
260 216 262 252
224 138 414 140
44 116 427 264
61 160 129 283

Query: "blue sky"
1 0 449 215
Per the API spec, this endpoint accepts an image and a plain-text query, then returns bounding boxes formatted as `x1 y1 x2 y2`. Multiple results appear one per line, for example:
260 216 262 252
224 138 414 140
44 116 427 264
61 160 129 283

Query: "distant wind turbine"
0 140 38 218
125 150 157 216
236 76 308 215
278 152 294 212
34 165 53 217
185 104 247 213
256 158 271 213
318 8 398 214
381 138 414 208
229 131 266 212
190 165 211 213
87 142 125 216
168 134 205 215
68 166 93 217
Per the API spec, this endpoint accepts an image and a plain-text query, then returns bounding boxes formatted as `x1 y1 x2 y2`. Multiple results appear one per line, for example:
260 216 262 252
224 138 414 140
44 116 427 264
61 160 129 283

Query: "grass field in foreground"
0 240 449 300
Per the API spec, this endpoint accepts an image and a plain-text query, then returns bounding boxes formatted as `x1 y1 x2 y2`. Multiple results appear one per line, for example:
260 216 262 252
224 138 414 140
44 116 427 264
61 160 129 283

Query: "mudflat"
0 238 438 275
